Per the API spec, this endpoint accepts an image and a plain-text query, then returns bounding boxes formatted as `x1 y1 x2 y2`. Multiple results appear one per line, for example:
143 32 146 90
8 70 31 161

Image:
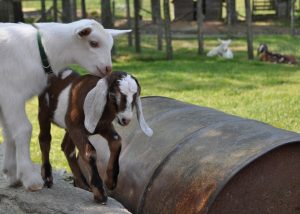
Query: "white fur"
135 97 153 137
117 75 138 122
207 39 234 59
0 19 130 191
53 85 72 128
84 78 108 133
60 69 73 79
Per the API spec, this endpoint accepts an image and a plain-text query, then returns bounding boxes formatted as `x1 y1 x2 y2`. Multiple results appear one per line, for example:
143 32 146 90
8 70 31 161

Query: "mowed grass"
7 34 300 171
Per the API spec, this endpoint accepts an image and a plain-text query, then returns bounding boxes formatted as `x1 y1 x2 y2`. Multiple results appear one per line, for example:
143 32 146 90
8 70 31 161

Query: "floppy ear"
84 78 108 133
135 96 153 137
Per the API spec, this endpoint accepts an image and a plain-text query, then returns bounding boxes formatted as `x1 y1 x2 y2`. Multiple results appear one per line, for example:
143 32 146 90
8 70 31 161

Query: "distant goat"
38 69 153 203
257 44 297 64
207 39 234 59
0 19 130 191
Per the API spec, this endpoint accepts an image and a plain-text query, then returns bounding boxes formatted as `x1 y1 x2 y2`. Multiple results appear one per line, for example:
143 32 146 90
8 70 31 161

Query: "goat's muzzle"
118 117 131 126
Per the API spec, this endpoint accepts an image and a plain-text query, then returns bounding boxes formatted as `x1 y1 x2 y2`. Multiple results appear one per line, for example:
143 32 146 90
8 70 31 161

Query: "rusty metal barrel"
89 96 300 214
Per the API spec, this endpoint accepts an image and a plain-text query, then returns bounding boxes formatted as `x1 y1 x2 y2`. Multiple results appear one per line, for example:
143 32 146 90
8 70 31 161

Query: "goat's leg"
61 132 90 191
0 111 19 186
38 96 53 188
100 126 122 190
1 99 43 191
68 128 107 203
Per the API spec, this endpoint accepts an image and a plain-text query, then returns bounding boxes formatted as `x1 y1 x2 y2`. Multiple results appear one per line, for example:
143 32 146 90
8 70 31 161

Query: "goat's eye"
89 41 99 48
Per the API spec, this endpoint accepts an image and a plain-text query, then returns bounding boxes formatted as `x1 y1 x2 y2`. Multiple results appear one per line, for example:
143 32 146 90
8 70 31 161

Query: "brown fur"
257 44 297 64
38 70 140 203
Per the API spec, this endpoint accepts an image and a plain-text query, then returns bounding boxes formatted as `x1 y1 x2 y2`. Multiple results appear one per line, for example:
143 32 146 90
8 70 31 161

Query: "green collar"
32 24 53 74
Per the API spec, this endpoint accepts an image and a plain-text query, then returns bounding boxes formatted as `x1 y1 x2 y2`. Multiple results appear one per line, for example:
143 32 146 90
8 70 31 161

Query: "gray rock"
0 144 131 214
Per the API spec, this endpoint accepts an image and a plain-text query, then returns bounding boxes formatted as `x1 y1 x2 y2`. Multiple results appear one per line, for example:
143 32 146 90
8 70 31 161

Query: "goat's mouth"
96 66 106 77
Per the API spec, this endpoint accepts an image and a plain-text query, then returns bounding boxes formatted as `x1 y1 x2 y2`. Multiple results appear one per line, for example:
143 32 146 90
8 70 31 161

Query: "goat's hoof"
43 177 53 188
93 189 108 204
94 195 108 204
21 171 44 191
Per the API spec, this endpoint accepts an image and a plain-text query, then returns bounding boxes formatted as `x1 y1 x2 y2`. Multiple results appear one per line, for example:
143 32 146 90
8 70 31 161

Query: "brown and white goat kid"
38 69 153 203
257 44 297 64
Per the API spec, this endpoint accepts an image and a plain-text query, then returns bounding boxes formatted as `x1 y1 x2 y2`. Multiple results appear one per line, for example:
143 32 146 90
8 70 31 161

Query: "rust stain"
175 181 217 214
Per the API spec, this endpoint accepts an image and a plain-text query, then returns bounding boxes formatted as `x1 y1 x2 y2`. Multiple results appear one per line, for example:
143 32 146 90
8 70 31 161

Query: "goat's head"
83 71 153 137
218 39 232 50
73 19 131 77
257 44 268 55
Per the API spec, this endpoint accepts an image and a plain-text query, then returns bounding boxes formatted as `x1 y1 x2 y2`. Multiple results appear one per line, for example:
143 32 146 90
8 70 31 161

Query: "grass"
2 34 300 172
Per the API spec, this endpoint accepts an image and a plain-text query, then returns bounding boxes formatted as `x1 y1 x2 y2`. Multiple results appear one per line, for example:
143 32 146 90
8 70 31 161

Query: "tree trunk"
227 0 236 25
53 0 58 21
152 0 162 50
126 0 133 47
245 0 253 60
101 0 113 28
62 0 75 22
41 0 46 21
0 0 14 22
290 0 295 36
81 0 87 18
72 0 77 20
13 0 24 22
163 0 173 60
197 0 204 55
151 0 160 24
134 0 141 53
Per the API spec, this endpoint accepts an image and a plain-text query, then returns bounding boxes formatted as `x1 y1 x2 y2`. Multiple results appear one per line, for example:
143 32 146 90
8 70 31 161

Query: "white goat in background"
207 39 234 59
0 19 130 191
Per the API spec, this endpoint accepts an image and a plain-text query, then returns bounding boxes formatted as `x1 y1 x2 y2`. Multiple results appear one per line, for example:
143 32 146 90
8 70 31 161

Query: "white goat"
0 19 130 191
207 39 234 59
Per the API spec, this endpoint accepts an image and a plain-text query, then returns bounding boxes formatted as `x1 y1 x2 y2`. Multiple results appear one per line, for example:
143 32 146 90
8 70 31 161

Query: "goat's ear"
76 26 92 38
83 78 108 133
104 29 132 37
135 96 153 137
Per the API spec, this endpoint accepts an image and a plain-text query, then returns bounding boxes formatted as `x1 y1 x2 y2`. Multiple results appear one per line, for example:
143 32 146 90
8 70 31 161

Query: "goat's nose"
121 118 130 126
106 66 112 74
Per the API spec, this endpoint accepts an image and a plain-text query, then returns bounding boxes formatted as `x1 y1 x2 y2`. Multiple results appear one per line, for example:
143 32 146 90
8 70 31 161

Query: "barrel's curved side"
90 96 300 214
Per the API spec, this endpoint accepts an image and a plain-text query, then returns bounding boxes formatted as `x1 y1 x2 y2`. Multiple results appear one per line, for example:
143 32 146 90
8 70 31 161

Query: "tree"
53 0 58 21
245 0 253 60
197 0 204 55
0 0 14 22
133 0 141 52
163 0 173 60
227 0 237 25
13 0 24 22
81 0 87 18
291 0 296 36
41 0 46 21
151 0 163 50
101 0 113 28
125 0 133 46
151 0 160 24
62 0 77 22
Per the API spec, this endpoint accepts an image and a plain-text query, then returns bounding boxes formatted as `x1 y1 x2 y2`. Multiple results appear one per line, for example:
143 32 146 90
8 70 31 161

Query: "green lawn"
5 34 300 171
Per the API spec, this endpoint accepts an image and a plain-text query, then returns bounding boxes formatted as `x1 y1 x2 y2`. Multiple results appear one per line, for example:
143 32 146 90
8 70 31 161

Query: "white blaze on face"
118 75 138 121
